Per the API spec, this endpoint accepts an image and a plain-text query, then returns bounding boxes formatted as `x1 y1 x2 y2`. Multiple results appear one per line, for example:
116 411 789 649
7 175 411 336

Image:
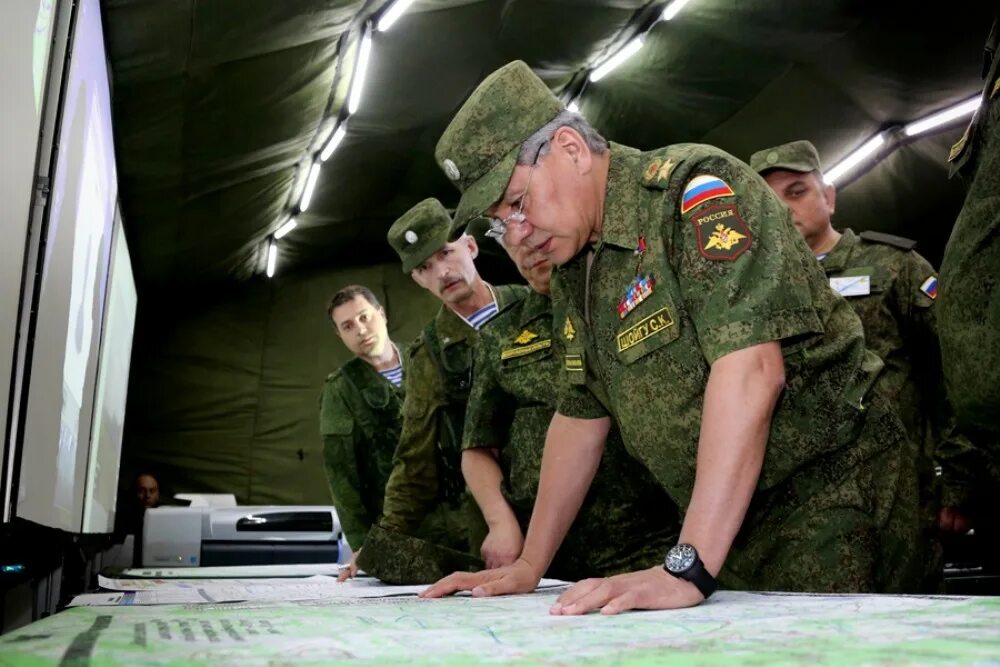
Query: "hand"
938 506 974 534
419 557 541 599
550 566 704 616
481 519 524 569
337 549 361 582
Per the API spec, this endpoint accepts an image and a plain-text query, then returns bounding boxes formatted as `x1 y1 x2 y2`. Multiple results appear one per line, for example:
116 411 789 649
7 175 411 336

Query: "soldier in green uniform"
320 285 406 553
750 140 981 532
422 61 934 612
352 198 527 584
939 16 1000 453
462 229 679 578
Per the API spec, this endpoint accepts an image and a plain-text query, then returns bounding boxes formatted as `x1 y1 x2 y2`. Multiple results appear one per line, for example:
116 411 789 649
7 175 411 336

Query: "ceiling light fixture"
266 241 277 278
567 101 580 113
299 162 322 211
377 0 417 32
904 96 981 137
589 37 645 82
274 218 298 239
661 0 693 21
320 124 347 162
824 134 885 186
347 30 373 114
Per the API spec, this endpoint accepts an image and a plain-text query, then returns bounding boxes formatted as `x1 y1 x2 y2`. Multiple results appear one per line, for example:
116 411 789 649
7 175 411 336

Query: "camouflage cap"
749 140 822 175
387 198 453 273
435 60 564 228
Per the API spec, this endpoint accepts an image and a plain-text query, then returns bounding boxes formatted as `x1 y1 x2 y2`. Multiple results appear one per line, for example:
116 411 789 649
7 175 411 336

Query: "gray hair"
517 110 609 164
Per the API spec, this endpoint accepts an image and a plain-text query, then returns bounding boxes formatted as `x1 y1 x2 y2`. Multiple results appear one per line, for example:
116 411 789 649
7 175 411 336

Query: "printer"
141 506 341 567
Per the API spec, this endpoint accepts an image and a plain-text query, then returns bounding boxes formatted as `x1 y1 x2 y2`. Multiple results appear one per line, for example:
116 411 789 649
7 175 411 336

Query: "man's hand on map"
481 518 524 569
419 557 541 598
550 566 703 616
337 549 360 582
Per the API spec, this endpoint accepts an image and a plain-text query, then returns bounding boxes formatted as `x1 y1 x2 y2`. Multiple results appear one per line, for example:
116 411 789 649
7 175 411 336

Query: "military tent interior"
1 0 997 624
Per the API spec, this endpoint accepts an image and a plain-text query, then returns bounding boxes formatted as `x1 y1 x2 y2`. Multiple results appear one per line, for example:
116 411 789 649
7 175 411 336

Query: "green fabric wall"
120 262 439 507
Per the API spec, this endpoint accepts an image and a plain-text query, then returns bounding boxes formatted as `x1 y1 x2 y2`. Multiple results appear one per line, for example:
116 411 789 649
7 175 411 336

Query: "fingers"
600 590 640 615
551 578 609 615
419 571 484 598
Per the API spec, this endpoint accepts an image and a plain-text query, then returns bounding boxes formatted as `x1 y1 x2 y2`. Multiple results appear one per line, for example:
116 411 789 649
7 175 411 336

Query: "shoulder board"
639 147 689 190
325 368 344 383
858 230 918 251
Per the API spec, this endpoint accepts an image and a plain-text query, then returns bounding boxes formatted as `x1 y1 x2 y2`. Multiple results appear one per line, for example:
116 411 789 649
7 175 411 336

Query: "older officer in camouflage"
939 16 1000 453
423 61 933 612
750 140 981 531
320 285 407 552
354 198 527 583
461 220 679 578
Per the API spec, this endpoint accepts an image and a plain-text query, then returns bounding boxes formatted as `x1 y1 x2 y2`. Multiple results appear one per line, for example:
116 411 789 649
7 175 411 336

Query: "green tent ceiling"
103 0 998 293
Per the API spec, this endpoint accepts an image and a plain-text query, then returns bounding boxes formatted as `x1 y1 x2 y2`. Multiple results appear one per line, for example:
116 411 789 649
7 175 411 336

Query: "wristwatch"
663 543 717 599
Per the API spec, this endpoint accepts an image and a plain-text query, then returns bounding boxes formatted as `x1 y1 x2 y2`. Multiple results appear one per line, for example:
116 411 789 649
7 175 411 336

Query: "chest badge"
514 329 538 345
920 275 938 300
618 273 656 319
563 316 576 341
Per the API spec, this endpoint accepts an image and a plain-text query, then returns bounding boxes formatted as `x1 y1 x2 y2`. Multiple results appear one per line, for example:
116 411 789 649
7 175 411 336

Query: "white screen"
16 0 120 532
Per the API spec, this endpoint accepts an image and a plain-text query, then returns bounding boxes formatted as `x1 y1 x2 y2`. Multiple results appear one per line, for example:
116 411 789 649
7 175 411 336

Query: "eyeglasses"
484 140 549 241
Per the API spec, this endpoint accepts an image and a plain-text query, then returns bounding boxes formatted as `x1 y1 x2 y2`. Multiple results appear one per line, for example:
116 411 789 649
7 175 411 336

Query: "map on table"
2 590 999 665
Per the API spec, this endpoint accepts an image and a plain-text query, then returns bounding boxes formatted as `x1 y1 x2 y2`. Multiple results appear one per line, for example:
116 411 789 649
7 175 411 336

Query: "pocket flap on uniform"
616 306 680 365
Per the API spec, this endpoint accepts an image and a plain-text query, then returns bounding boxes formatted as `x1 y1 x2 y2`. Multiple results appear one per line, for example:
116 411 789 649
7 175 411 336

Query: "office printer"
142 506 340 567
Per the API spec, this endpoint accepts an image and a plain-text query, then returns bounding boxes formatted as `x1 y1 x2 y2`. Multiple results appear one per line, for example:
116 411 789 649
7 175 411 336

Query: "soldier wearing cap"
422 60 935 611
459 219 680 577
750 140 983 535
348 198 527 584
320 285 408 555
939 15 1000 454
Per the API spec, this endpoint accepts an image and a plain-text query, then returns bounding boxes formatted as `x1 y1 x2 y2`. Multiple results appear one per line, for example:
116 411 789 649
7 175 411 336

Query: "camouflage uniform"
750 140 982 513
464 289 680 580
940 17 1000 450
434 61 936 593
358 198 528 583
319 354 405 549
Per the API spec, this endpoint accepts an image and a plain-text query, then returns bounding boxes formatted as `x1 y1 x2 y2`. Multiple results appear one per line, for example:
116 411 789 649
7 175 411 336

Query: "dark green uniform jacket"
822 229 981 509
319 353 404 549
940 16 1000 449
552 143 936 593
464 290 680 580
359 284 528 583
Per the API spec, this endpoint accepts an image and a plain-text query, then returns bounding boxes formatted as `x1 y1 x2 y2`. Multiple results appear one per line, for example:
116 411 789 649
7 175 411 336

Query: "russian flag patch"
920 275 938 300
681 175 736 214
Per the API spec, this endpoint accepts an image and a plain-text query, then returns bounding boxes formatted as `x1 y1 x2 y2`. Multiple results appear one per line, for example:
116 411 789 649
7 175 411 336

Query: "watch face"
665 544 697 574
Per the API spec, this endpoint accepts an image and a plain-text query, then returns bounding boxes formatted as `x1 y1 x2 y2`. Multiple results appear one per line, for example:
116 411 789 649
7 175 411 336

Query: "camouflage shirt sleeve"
378 339 443 533
318 379 372 549
557 384 610 420
669 151 824 363
462 332 510 450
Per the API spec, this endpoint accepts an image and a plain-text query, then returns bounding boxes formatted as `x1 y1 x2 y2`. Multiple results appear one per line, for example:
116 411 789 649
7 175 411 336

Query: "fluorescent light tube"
299 162 322 212
904 96 981 137
589 37 644 83
377 0 417 32
824 134 885 185
320 125 347 162
274 218 297 240
347 32 373 114
662 0 693 21
266 241 277 278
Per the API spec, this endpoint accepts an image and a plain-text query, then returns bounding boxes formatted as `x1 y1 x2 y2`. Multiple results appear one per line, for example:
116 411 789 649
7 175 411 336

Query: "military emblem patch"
514 329 538 345
657 158 676 182
949 125 970 162
643 159 662 183
690 205 752 261
680 175 735 214
501 339 551 360
563 316 576 341
564 353 584 372
920 275 938 300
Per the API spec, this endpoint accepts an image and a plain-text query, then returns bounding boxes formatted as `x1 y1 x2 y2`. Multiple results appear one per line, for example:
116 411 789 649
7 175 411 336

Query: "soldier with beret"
751 140 982 539
422 61 936 612
349 198 527 584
